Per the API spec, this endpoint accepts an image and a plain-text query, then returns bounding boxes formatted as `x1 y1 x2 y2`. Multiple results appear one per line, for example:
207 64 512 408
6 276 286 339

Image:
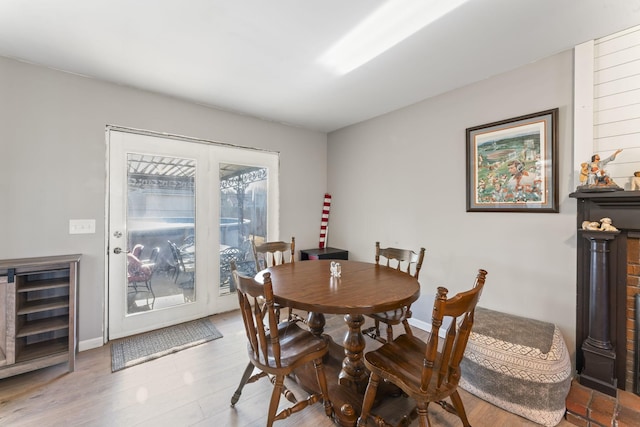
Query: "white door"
107 128 278 339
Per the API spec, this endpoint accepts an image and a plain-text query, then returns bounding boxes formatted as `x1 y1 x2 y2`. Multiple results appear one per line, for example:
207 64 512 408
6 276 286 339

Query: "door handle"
113 247 123 254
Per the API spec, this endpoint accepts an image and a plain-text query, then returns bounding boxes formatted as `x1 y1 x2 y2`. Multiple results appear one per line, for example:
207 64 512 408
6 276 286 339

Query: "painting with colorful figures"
466 109 558 213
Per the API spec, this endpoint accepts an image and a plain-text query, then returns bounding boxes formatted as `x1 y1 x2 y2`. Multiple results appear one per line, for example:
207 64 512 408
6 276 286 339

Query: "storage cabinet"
0 254 80 379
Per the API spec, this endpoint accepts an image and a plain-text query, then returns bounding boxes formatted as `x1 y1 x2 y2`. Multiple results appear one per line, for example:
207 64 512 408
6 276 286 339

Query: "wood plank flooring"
0 310 574 426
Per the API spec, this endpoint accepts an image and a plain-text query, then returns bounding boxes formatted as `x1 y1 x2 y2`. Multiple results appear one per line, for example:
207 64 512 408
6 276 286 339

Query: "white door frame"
105 126 279 340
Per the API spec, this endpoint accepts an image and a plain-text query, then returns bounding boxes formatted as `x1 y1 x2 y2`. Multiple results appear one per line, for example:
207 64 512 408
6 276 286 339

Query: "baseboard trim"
79 337 104 352
407 317 429 332
409 317 450 338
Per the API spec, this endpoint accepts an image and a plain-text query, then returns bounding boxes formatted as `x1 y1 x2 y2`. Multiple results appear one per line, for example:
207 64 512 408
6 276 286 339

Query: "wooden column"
580 231 619 396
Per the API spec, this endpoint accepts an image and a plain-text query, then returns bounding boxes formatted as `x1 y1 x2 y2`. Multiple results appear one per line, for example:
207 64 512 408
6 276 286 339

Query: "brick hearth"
565 379 640 426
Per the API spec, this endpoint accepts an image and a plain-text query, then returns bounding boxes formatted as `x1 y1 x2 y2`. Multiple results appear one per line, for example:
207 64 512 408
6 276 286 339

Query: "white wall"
327 50 578 361
0 56 328 347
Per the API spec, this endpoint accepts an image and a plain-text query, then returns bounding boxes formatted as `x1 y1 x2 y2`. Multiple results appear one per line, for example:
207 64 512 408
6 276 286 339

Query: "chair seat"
367 307 408 324
364 334 455 402
128 273 149 283
128 264 151 281
250 322 329 371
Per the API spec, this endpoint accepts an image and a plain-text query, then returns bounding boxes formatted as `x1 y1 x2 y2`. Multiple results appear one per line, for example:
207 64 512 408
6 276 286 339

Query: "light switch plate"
69 219 96 234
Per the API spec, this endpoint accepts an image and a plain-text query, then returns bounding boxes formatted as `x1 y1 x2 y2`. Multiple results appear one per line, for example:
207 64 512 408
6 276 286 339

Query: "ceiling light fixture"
319 0 469 75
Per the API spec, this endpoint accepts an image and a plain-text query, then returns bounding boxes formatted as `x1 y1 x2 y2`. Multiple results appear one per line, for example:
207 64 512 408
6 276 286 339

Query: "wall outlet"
69 219 96 234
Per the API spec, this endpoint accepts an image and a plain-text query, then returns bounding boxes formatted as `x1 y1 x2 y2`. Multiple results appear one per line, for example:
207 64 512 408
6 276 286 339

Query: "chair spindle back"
421 269 487 393
253 237 295 272
233 261 281 368
375 241 425 279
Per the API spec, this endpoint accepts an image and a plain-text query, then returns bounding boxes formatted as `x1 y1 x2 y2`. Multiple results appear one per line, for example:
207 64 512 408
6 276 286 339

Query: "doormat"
111 318 223 372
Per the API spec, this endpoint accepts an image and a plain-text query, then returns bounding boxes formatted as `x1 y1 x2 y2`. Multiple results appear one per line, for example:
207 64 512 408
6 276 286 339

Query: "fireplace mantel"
570 190 640 396
570 190 640 230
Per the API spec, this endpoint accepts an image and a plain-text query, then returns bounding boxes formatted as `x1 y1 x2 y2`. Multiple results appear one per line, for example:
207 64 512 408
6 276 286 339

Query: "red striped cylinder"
319 193 331 248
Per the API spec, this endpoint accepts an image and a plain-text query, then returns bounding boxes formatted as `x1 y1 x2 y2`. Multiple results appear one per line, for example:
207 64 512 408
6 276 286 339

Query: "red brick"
615 405 640 427
618 389 640 413
589 392 616 426
567 380 593 417
625 381 635 394
628 239 640 261
565 411 589 426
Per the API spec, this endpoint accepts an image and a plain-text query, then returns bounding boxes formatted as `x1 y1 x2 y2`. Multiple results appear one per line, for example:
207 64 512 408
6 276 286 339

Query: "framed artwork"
466 108 558 212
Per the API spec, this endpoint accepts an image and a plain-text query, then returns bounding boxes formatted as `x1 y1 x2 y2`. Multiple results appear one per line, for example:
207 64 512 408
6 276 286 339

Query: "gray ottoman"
459 307 572 426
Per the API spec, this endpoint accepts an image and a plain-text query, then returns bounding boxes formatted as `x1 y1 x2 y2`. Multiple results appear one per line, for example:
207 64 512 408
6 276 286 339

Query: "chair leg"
448 390 471 427
374 319 382 338
230 362 255 406
356 373 380 426
385 323 394 343
267 374 285 427
269 375 297 403
289 310 308 324
402 319 414 338
416 401 431 427
312 357 333 417
145 279 155 297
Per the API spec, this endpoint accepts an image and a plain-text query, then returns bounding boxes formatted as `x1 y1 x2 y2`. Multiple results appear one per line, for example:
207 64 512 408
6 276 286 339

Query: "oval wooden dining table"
256 259 420 427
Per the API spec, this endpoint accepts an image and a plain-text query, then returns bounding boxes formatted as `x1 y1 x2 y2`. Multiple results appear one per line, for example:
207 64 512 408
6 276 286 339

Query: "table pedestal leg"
292 313 413 427
338 314 368 391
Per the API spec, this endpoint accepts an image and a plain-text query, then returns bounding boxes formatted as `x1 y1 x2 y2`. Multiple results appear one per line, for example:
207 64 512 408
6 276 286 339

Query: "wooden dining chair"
252 237 297 322
364 242 425 343
252 237 295 271
357 269 488 427
229 261 333 426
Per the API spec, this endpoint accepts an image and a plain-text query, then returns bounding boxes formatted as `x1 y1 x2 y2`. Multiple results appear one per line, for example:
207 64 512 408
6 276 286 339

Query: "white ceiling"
1 0 640 133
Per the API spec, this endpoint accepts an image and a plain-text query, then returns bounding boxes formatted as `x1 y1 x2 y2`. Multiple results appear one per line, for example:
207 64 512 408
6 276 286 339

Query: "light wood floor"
0 310 573 427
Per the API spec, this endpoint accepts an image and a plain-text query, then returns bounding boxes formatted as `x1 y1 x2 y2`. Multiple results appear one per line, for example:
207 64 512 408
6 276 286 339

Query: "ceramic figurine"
330 261 341 277
579 162 589 185
577 149 623 191
581 218 619 232
582 221 601 231
599 217 618 232
631 171 640 191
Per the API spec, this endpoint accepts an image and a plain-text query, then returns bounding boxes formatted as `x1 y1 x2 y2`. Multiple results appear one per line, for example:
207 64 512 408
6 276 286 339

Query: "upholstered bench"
459 307 572 426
